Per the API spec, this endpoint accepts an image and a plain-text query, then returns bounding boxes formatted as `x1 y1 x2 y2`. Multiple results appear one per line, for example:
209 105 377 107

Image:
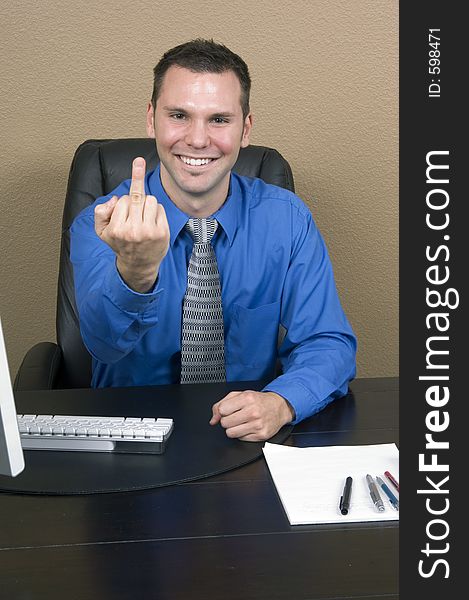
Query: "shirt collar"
211 174 241 246
148 164 242 247
148 165 191 247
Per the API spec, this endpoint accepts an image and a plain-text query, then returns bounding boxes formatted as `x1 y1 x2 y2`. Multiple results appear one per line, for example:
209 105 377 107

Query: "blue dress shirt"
70 165 356 424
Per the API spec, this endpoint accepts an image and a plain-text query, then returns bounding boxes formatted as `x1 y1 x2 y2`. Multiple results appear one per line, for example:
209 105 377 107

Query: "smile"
178 155 215 167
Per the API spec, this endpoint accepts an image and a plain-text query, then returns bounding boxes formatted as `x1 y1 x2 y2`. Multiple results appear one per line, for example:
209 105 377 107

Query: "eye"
170 112 186 120
211 116 229 124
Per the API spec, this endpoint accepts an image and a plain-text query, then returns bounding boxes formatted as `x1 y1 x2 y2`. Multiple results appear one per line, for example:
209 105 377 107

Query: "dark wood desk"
0 377 398 600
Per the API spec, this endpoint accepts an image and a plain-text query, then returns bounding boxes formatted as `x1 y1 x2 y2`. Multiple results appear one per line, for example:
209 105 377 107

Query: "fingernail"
134 157 144 167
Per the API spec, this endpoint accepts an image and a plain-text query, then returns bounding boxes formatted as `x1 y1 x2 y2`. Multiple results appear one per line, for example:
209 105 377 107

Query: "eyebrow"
162 106 236 118
211 112 236 118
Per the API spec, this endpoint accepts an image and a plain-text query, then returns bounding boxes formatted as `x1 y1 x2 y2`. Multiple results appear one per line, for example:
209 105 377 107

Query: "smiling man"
70 39 357 441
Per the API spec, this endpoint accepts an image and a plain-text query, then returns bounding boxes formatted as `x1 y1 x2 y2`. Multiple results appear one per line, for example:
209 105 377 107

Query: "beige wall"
0 0 398 380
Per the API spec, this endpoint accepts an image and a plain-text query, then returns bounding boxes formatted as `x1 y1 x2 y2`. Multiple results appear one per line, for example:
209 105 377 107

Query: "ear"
146 102 155 138
240 113 253 148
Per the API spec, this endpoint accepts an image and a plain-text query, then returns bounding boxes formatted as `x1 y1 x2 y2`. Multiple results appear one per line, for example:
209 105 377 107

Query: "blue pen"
376 476 399 510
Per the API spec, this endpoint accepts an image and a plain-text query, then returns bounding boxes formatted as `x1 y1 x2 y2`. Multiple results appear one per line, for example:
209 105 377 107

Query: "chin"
181 184 215 197
178 173 222 195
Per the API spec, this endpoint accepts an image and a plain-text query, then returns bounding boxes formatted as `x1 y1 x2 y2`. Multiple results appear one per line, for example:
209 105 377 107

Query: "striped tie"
180 218 226 383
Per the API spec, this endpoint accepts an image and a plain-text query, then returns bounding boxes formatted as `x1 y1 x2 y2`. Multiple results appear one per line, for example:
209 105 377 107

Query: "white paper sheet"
263 442 399 525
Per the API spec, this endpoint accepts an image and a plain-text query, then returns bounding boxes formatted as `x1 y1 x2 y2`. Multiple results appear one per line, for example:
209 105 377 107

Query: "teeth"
180 156 212 166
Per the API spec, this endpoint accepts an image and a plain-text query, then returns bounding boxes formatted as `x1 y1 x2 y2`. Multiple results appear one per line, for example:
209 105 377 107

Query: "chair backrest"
57 138 295 387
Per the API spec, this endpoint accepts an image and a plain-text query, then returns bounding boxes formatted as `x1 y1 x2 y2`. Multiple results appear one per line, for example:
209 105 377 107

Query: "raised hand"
95 157 170 292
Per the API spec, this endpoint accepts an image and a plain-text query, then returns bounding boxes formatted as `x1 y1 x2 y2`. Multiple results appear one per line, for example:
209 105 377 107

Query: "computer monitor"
0 318 25 477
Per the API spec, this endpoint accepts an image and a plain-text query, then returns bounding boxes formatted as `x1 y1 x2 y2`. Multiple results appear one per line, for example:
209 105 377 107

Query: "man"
70 39 357 441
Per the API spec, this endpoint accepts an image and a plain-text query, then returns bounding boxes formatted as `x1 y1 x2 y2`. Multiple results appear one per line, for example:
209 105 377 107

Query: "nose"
184 119 209 148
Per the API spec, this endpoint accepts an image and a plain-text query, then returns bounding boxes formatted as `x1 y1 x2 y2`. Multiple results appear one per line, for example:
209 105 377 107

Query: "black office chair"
14 139 295 391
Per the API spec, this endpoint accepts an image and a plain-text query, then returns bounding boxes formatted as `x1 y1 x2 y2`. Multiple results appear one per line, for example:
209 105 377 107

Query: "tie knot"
185 218 218 244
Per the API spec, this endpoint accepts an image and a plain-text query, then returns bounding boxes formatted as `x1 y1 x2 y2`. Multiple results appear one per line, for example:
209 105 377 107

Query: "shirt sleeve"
70 188 163 364
262 205 357 424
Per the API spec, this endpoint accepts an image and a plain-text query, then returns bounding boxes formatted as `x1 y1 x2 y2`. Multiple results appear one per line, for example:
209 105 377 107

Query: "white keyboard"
17 414 174 454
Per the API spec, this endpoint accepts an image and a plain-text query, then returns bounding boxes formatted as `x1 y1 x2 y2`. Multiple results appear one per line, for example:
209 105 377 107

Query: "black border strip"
400 2 463 597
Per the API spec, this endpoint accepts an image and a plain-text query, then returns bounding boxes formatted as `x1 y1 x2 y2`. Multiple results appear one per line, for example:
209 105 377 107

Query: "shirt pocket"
226 301 281 368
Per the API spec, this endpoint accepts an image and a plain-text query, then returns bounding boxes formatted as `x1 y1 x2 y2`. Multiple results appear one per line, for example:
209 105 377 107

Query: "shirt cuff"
261 380 308 424
262 378 337 425
103 260 163 314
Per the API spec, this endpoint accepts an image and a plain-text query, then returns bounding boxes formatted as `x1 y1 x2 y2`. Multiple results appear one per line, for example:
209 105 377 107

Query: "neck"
175 197 224 218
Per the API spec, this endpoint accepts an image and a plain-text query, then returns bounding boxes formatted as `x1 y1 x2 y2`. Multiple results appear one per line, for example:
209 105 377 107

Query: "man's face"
147 66 252 214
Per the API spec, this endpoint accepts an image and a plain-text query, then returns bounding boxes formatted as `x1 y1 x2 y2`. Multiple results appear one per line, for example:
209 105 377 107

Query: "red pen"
384 471 399 492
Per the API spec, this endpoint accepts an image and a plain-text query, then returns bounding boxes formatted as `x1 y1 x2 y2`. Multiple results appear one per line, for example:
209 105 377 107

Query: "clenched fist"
95 157 170 293
210 390 295 441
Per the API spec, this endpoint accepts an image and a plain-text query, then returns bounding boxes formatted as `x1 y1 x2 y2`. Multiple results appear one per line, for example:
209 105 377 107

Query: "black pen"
339 476 353 515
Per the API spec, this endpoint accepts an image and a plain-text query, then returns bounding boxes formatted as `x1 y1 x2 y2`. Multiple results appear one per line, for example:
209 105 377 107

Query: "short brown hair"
151 39 251 119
